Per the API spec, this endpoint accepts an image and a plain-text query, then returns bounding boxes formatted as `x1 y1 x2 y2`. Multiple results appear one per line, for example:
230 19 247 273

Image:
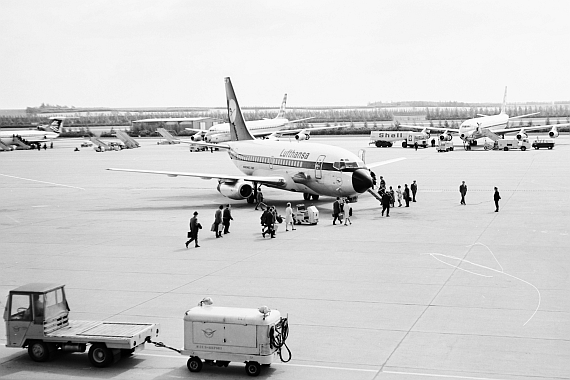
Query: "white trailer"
181 300 290 376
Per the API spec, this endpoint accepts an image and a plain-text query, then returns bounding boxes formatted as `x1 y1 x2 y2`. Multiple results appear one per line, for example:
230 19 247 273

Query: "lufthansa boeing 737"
108 78 404 203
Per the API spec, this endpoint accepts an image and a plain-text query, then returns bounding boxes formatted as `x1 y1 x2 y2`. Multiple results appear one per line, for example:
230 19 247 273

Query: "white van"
497 138 531 151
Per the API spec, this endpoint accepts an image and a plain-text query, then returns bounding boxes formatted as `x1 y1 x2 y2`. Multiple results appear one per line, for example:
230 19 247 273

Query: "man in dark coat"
411 180 418 202
214 205 223 238
185 211 201 248
404 184 411 207
494 187 501 212
459 181 467 205
261 207 276 238
332 197 341 225
222 204 233 234
381 191 391 217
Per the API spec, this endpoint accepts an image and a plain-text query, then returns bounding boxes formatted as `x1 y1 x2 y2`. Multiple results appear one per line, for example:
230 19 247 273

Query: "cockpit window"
333 160 364 171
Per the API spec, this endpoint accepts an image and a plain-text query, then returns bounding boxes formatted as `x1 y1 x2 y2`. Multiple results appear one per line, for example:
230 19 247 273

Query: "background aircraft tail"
500 86 507 114
225 77 255 141
275 94 287 119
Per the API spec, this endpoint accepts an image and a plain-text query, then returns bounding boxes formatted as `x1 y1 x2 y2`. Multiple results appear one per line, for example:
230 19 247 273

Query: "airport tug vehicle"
181 298 290 376
3 283 160 367
293 204 319 225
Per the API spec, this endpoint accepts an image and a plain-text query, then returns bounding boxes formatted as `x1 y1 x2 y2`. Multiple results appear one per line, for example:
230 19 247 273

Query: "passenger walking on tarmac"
261 206 276 238
222 204 233 234
414 142 418 151
381 191 391 217
344 199 352 225
379 176 386 190
388 186 395 207
50 141 53 149
285 203 296 231
494 187 501 212
396 185 403 207
185 211 202 248
411 180 418 202
459 181 467 205
43 143 47 150
255 188 265 210
214 205 223 238
431 138 436 147
332 197 342 225
370 171 377 190
404 184 411 207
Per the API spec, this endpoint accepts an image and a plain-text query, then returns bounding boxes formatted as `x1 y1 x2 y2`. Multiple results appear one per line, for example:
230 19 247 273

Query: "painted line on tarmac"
138 353 377 372
422 242 541 326
0 173 85 190
384 370 508 380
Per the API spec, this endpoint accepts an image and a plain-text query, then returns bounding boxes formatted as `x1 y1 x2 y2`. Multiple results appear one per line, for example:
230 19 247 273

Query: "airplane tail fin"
500 86 507 114
275 94 287 119
39 118 64 134
225 77 255 141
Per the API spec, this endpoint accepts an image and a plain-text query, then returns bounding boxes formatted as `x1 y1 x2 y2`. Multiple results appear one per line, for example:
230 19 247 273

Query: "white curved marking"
423 243 540 326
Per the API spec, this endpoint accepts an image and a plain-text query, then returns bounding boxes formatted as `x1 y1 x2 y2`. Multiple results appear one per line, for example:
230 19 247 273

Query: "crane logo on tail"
229 99 237 123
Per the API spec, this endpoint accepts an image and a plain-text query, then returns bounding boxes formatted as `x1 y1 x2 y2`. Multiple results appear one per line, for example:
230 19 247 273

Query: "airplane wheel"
303 193 311 201
187 356 203 372
312 194 319 201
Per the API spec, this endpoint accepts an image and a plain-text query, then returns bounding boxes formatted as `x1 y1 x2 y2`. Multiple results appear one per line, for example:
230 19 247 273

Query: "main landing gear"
303 193 319 201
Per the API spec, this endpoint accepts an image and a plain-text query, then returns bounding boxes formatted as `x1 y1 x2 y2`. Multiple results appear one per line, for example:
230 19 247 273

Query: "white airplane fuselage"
0 130 58 145
226 139 372 198
458 113 509 141
205 118 291 143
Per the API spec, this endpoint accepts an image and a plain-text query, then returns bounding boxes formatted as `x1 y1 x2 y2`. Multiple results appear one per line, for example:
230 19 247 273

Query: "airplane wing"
365 157 407 169
491 123 570 135
399 124 460 134
288 117 315 123
270 124 348 137
106 168 286 185
508 112 540 120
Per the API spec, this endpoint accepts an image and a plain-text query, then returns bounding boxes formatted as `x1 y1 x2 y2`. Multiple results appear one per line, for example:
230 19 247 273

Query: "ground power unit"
181 299 290 376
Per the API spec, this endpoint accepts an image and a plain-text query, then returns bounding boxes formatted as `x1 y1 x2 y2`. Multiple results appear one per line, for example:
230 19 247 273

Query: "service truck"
497 138 531 151
369 131 429 148
3 283 160 367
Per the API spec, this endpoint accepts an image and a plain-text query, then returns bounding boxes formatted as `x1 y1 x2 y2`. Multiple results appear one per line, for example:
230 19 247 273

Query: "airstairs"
366 188 383 202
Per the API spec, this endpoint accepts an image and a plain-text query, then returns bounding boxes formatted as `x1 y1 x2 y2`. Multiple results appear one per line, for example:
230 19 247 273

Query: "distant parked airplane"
403 87 569 150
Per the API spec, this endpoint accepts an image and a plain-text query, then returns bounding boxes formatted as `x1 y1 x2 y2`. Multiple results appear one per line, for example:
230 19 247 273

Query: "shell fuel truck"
4 284 290 377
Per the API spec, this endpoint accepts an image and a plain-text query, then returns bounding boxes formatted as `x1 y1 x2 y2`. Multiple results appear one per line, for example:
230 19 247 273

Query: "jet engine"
295 132 310 141
516 131 528 140
205 133 228 143
191 134 203 142
549 126 559 138
439 133 452 141
217 180 254 200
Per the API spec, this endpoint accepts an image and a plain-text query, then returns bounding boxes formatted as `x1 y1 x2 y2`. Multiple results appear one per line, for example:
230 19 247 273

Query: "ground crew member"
459 181 467 205
222 204 233 234
494 187 501 212
411 180 418 202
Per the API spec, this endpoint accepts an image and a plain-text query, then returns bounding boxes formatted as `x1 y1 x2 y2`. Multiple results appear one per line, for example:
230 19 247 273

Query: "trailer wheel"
187 357 203 372
245 361 261 377
28 341 52 362
88 343 114 368
504 147 508 151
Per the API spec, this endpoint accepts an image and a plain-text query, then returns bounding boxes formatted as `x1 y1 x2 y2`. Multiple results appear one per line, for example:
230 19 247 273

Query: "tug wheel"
245 361 261 377
88 343 114 367
187 356 203 372
28 341 52 362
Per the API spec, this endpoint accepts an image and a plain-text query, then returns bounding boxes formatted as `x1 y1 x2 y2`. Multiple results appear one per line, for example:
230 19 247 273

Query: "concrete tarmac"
0 136 568 380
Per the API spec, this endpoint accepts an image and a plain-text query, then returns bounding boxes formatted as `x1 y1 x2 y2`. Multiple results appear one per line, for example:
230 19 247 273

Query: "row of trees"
2 104 570 132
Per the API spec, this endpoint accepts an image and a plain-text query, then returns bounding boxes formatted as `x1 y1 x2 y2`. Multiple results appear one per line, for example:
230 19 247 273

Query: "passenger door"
315 155 325 179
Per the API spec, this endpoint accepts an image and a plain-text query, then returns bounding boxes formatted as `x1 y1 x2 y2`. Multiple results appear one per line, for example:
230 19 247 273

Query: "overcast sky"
1 0 569 109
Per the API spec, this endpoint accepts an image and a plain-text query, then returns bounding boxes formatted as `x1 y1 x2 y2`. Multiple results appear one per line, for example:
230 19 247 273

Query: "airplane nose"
352 169 373 193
